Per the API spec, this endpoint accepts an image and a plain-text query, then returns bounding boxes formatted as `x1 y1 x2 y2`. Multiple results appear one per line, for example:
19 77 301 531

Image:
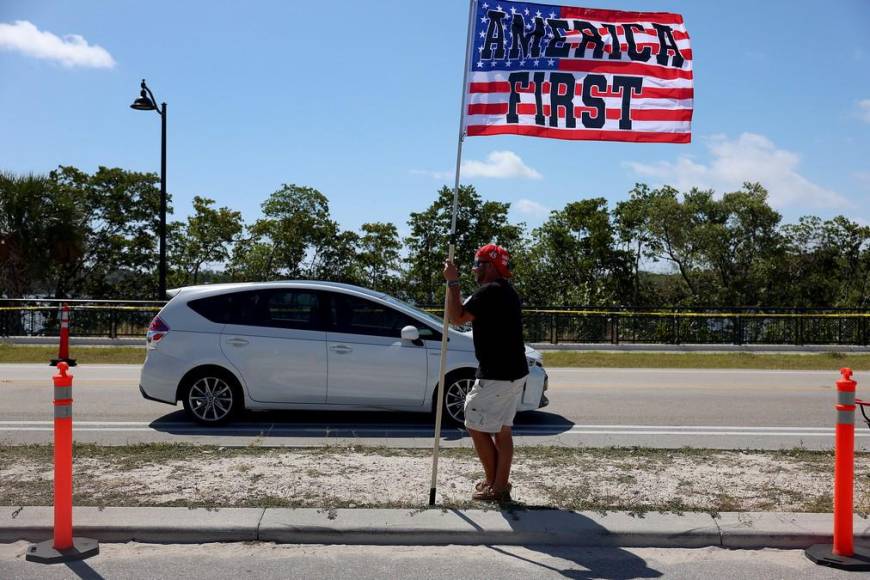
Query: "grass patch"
1 344 868 369
0 344 145 364
542 351 870 370
0 443 855 513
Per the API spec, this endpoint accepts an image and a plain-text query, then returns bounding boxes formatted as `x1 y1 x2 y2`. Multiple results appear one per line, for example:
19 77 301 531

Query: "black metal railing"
424 306 870 346
2 300 869 345
0 299 164 338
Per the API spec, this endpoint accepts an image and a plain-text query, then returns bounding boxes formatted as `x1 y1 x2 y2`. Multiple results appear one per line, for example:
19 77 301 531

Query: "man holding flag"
428 0 692 505
443 244 528 502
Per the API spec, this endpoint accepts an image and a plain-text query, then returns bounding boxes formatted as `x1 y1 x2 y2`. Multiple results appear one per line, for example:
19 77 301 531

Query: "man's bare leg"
468 428 498 485
492 426 514 492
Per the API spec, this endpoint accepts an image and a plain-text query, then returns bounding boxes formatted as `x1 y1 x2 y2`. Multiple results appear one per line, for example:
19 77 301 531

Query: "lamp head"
130 79 157 111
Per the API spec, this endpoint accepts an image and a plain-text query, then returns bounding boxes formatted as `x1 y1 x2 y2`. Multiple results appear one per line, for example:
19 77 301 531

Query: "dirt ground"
3 445 868 513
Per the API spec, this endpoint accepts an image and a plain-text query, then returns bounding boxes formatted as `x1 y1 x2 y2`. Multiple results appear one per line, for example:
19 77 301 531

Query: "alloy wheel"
188 376 234 423
445 377 475 424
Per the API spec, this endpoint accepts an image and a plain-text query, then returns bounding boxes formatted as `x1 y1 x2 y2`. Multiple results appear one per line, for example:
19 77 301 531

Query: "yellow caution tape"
0 306 162 312
422 308 870 319
2 305 868 318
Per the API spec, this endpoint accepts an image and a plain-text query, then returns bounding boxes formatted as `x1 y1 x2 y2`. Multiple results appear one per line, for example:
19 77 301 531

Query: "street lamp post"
130 79 167 300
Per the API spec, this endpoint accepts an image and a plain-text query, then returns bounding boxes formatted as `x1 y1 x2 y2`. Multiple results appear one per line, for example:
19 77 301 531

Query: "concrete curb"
2 507 868 548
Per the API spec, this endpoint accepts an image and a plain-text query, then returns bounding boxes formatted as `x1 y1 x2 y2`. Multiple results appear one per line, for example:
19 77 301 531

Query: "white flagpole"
429 0 478 507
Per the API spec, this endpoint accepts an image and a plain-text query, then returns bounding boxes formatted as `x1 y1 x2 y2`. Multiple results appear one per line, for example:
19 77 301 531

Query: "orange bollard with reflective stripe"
53 362 73 550
806 368 870 570
26 362 98 564
50 304 77 367
833 368 856 556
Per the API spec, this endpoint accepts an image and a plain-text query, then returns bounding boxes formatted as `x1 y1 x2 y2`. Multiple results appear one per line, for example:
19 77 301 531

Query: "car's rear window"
187 294 235 323
188 290 324 330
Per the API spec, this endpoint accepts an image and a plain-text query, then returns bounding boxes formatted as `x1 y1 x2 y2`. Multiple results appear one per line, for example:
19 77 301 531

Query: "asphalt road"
0 542 852 580
0 364 863 450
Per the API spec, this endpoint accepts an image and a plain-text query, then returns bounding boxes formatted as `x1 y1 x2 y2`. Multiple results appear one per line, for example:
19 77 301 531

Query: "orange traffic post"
50 304 77 367
26 362 98 564
806 368 870 570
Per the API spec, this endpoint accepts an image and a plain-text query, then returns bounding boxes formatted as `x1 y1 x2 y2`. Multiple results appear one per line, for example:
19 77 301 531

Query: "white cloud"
624 132 850 209
411 150 542 182
0 20 115 68
858 99 870 123
514 198 550 218
409 168 452 180
462 150 542 179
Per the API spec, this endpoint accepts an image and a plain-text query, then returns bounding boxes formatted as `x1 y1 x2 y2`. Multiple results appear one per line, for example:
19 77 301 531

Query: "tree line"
2 166 869 308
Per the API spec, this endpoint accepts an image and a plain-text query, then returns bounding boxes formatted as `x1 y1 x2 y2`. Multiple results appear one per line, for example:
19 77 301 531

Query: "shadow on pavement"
488 544 662 580
452 508 662 579
64 558 105 580
148 409 574 441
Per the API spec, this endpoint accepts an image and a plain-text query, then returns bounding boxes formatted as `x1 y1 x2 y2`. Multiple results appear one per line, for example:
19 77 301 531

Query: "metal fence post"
612 315 619 345
550 314 557 344
796 316 802 346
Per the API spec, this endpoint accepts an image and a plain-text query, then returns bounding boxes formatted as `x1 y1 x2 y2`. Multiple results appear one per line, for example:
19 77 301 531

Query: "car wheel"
442 374 476 426
181 371 242 425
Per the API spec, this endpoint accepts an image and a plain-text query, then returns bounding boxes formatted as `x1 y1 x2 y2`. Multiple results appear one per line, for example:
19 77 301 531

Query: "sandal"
472 483 512 502
474 480 511 493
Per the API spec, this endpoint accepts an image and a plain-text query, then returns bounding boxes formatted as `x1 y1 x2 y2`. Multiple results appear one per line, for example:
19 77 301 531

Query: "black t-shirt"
462 278 529 381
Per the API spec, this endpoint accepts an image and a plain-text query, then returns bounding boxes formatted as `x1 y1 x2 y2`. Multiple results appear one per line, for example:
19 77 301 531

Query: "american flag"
465 1 693 143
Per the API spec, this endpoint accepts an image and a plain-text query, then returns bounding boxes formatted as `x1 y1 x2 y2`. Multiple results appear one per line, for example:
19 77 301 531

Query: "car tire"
180 368 243 426
438 371 476 427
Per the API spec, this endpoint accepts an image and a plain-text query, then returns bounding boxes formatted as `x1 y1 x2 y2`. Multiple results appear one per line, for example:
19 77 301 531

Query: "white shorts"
463 376 527 433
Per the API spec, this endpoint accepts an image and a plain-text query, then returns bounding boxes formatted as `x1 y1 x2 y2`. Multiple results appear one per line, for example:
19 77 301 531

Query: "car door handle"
330 345 352 354
226 337 249 347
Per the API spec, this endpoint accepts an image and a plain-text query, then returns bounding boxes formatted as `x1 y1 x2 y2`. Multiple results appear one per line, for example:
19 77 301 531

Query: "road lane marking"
0 421 864 438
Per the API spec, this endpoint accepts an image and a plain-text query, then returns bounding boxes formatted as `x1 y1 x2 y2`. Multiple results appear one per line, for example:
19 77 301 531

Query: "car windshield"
383 296 458 329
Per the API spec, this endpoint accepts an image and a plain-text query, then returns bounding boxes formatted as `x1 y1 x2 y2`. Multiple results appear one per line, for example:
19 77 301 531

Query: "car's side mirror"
401 325 423 346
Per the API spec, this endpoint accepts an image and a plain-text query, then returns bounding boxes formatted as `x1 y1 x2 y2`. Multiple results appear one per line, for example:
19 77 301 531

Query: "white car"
139 281 549 426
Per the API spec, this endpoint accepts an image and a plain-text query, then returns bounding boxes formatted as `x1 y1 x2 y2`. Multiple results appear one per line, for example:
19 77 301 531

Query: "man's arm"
443 259 475 325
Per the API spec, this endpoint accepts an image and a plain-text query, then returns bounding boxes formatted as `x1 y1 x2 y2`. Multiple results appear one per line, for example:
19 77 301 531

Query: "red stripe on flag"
560 7 684 25
630 108 694 121
635 87 694 100
468 81 510 93
468 103 510 115
559 59 693 80
466 124 691 143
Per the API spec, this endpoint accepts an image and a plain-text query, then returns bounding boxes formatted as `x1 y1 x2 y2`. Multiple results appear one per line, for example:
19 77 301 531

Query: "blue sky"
1 0 869 238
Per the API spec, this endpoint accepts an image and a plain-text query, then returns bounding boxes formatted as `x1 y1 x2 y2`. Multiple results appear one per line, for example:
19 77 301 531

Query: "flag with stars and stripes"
465 1 693 143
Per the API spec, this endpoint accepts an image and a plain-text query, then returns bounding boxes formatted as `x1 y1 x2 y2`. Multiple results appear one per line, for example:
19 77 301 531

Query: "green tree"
357 222 402 292
310 226 362 284
404 185 523 303
231 184 334 280
513 198 631 306
0 172 83 298
615 183 663 305
169 196 243 286
782 216 870 307
46 166 165 299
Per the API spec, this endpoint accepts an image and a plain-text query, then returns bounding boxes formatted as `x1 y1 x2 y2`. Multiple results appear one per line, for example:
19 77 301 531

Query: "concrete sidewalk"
1 507 866 549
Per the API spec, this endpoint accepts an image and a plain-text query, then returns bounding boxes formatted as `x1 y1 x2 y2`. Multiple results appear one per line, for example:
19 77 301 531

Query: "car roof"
166 280 389 301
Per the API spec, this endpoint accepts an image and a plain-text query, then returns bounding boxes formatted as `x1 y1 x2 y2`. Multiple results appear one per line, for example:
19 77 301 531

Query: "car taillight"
147 316 170 343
